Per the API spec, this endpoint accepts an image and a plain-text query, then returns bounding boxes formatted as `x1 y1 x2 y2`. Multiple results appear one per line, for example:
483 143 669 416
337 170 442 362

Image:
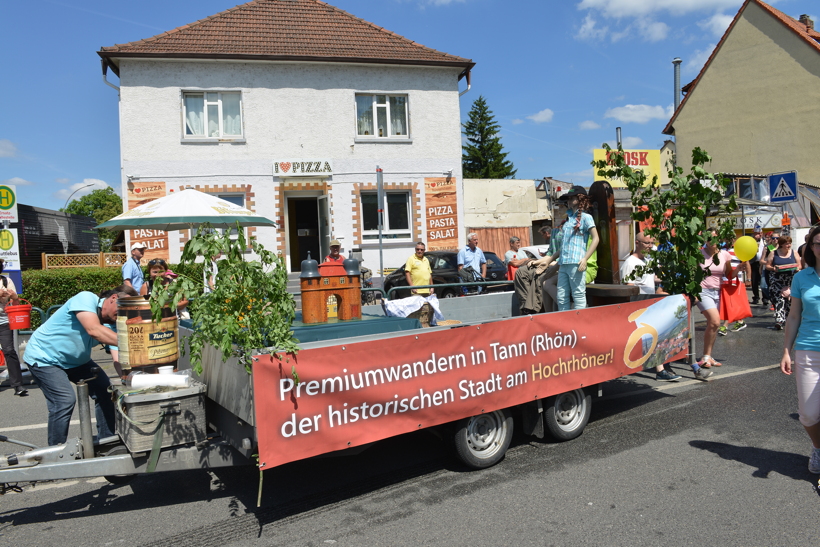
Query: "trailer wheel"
103 445 137 486
544 388 591 441
440 288 457 299
452 409 513 469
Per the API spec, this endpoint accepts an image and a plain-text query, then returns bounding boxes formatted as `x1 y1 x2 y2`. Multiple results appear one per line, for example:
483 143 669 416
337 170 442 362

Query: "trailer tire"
440 288 457 299
544 388 591 441
103 445 137 486
452 409 513 469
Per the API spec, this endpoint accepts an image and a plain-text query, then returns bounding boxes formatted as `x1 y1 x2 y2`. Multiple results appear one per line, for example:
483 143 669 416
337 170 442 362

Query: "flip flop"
699 359 711 368
706 357 723 367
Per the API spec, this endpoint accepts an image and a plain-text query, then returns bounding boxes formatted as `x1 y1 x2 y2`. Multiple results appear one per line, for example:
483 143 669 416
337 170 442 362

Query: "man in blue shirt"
25 285 138 446
122 242 146 293
457 233 487 279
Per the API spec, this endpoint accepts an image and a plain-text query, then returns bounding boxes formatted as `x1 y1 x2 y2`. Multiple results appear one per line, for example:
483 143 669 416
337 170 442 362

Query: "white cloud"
698 12 733 37
511 118 525 125
637 18 669 41
557 168 595 184
579 120 601 130
0 177 34 186
603 136 645 148
604 104 672 124
685 43 716 73
526 108 555 124
577 0 741 20
0 139 18 158
55 178 71 184
54 179 113 201
576 13 608 40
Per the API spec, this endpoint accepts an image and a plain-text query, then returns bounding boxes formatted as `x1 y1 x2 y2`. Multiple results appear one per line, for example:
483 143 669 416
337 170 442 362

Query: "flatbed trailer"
0 291 689 486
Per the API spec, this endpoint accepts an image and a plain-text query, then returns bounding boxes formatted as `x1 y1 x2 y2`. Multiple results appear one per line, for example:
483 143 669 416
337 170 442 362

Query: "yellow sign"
0 186 15 210
0 230 14 251
593 149 662 188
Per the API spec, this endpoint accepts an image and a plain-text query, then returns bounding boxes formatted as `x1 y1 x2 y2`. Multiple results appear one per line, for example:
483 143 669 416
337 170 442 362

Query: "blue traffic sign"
768 171 798 203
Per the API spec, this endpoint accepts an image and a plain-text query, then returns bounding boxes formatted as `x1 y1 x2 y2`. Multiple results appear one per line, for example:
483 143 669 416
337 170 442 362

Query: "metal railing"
386 280 513 301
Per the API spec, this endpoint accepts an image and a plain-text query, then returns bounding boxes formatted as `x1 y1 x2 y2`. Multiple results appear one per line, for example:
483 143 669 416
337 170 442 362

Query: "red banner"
254 295 689 469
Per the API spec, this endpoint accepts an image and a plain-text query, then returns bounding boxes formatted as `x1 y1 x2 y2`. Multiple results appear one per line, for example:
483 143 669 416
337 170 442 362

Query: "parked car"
383 250 509 299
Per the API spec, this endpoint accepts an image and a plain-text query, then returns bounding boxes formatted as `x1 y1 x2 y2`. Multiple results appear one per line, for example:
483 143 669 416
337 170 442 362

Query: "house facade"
99 0 473 272
664 0 820 192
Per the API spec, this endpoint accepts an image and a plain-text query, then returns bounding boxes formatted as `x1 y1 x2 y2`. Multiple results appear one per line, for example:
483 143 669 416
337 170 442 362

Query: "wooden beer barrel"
116 296 179 373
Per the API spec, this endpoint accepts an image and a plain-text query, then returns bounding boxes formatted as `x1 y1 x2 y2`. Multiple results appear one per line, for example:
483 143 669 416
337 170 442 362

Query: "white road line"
1 418 91 433
601 363 780 401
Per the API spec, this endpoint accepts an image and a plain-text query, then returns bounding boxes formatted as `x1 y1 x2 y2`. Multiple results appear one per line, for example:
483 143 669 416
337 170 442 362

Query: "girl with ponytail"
545 186 599 311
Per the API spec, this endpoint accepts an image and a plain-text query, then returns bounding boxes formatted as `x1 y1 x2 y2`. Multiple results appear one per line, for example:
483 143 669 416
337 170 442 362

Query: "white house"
98 0 473 272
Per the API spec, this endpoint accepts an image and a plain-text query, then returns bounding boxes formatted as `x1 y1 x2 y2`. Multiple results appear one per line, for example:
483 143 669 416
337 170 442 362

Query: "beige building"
664 0 820 190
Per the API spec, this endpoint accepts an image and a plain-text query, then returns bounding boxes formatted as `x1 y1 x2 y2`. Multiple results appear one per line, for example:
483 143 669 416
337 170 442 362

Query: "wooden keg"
116 296 179 373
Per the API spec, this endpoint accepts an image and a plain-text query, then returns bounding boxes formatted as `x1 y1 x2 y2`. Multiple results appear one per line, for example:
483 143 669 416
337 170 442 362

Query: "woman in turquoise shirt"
781 224 820 475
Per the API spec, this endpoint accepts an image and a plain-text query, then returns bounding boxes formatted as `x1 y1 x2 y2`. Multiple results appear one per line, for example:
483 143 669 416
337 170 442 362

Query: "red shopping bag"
719 279 753 322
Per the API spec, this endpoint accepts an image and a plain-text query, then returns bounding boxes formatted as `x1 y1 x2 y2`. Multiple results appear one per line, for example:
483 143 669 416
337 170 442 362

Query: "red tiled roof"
98 0 473 75
663 0 820 135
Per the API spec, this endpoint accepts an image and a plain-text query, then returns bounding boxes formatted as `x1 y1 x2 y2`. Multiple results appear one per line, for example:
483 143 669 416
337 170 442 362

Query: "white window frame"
216 194 247 242
361 191 412 241
354 93 411 141
181 90 245 142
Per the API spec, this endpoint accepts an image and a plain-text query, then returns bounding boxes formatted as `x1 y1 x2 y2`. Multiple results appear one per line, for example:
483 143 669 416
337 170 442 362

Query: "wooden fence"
42 252 128 270
466 227 533 259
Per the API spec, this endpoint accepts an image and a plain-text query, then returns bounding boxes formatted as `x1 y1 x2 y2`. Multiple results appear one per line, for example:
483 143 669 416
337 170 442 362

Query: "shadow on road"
690 440 820 492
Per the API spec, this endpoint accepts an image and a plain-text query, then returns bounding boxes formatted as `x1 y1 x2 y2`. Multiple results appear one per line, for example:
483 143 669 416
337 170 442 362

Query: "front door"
318 195 330 261
287 197 320 272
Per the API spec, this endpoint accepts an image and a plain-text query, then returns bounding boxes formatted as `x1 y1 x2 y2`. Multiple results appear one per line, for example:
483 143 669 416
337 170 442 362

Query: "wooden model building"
300 252 362 324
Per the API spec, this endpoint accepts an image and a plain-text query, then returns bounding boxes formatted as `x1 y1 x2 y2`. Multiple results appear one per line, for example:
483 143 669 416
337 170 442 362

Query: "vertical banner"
424 177 459 251
254 295 690 469
126 182 169 263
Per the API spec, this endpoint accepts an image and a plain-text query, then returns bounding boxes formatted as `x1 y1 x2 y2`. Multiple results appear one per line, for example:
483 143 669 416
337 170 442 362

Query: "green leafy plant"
61 187 123 252
593 145 737 299
150 223 299 374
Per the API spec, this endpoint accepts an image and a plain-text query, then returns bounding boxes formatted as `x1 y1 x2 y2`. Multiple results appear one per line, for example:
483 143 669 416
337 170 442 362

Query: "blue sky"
1 0 817 212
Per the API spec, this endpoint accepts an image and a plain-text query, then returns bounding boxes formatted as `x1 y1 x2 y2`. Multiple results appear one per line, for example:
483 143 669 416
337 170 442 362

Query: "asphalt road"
0 305 818 547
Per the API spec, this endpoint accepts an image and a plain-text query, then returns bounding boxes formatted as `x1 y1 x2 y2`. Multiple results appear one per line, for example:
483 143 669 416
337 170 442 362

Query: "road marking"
1 418 90 433
601 363 780 401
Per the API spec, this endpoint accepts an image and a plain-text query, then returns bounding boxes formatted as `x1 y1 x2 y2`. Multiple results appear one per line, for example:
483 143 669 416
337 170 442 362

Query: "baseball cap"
557 185 587 201
329 239 341 247
130 242 147 251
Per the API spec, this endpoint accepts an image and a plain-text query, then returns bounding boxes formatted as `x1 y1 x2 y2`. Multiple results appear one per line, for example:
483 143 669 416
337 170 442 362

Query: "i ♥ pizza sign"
274 159 334 177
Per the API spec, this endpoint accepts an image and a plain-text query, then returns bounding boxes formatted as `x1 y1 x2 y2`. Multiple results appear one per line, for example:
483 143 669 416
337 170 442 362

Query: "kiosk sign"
0 185 18 223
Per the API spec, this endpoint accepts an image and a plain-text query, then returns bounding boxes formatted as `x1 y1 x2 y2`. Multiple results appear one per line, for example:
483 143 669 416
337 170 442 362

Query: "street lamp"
62 183 96 211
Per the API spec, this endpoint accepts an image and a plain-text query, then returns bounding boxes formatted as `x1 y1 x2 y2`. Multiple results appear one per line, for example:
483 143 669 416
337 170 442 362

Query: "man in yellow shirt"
405 242 433 295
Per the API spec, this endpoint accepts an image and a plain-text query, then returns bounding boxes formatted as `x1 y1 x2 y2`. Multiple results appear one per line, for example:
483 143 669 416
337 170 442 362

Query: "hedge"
21 263 206 327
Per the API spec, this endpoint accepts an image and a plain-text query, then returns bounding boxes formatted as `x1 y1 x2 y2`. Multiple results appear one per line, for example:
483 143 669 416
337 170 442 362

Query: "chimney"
799 14 814 31
672 58 682 110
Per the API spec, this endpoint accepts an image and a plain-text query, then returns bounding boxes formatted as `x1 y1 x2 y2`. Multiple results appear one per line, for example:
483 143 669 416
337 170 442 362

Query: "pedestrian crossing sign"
768 171 797 203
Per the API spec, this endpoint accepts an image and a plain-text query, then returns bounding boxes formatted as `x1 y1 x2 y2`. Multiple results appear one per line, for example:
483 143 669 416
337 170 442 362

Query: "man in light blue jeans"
25 285 137 446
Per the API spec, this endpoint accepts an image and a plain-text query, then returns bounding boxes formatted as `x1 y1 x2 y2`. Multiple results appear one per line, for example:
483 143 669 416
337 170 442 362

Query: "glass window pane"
386 193 409 230
389 96 407 136
206 92 218 102
362 193 378 231
377 107 387 138
738 178 753 200
219 195 244 207
184 94 204 136
376 95 387 104
356 96 373 135
221 93 242 136
207 104 219 137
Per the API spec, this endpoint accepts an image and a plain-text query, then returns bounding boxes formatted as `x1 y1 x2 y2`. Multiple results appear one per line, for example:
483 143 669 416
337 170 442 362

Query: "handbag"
719 279 753 322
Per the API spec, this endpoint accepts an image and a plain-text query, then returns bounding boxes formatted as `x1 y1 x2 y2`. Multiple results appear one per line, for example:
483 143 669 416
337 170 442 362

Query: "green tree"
61 186 123 252
462 96 517 179
593 145 736 300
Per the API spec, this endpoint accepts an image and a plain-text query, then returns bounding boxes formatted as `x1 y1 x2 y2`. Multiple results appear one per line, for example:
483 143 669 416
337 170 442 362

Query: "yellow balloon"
734 236 757 262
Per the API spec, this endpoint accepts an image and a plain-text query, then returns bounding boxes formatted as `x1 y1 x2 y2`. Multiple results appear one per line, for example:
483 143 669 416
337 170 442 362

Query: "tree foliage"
62 187 123 252
150 223 299 376
462 95 517 179
593 145 736 300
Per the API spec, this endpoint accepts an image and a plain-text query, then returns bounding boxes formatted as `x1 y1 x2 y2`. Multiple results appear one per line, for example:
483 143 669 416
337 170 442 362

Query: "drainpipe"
672 57 682 111
458 70 472 97
101 59 120 92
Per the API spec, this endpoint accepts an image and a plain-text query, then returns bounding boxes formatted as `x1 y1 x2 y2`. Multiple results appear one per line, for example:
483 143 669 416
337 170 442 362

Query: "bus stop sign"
768 171 797 203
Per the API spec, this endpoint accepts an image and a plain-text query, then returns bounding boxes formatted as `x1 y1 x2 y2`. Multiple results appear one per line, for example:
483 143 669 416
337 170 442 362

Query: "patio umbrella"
95 188 276 231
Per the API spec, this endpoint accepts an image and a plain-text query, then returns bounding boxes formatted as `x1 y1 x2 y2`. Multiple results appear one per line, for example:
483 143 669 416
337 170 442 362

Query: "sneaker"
731 321 747 332
656 369 682 382
718 325 728 336
810 448 820 474
694 367 714 381
774 323 783 331
13 387 28 397
751 298 759 305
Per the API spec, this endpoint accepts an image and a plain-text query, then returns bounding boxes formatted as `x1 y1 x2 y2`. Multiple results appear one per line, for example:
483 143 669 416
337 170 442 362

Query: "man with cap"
122 242 146 293
325 239 344 263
